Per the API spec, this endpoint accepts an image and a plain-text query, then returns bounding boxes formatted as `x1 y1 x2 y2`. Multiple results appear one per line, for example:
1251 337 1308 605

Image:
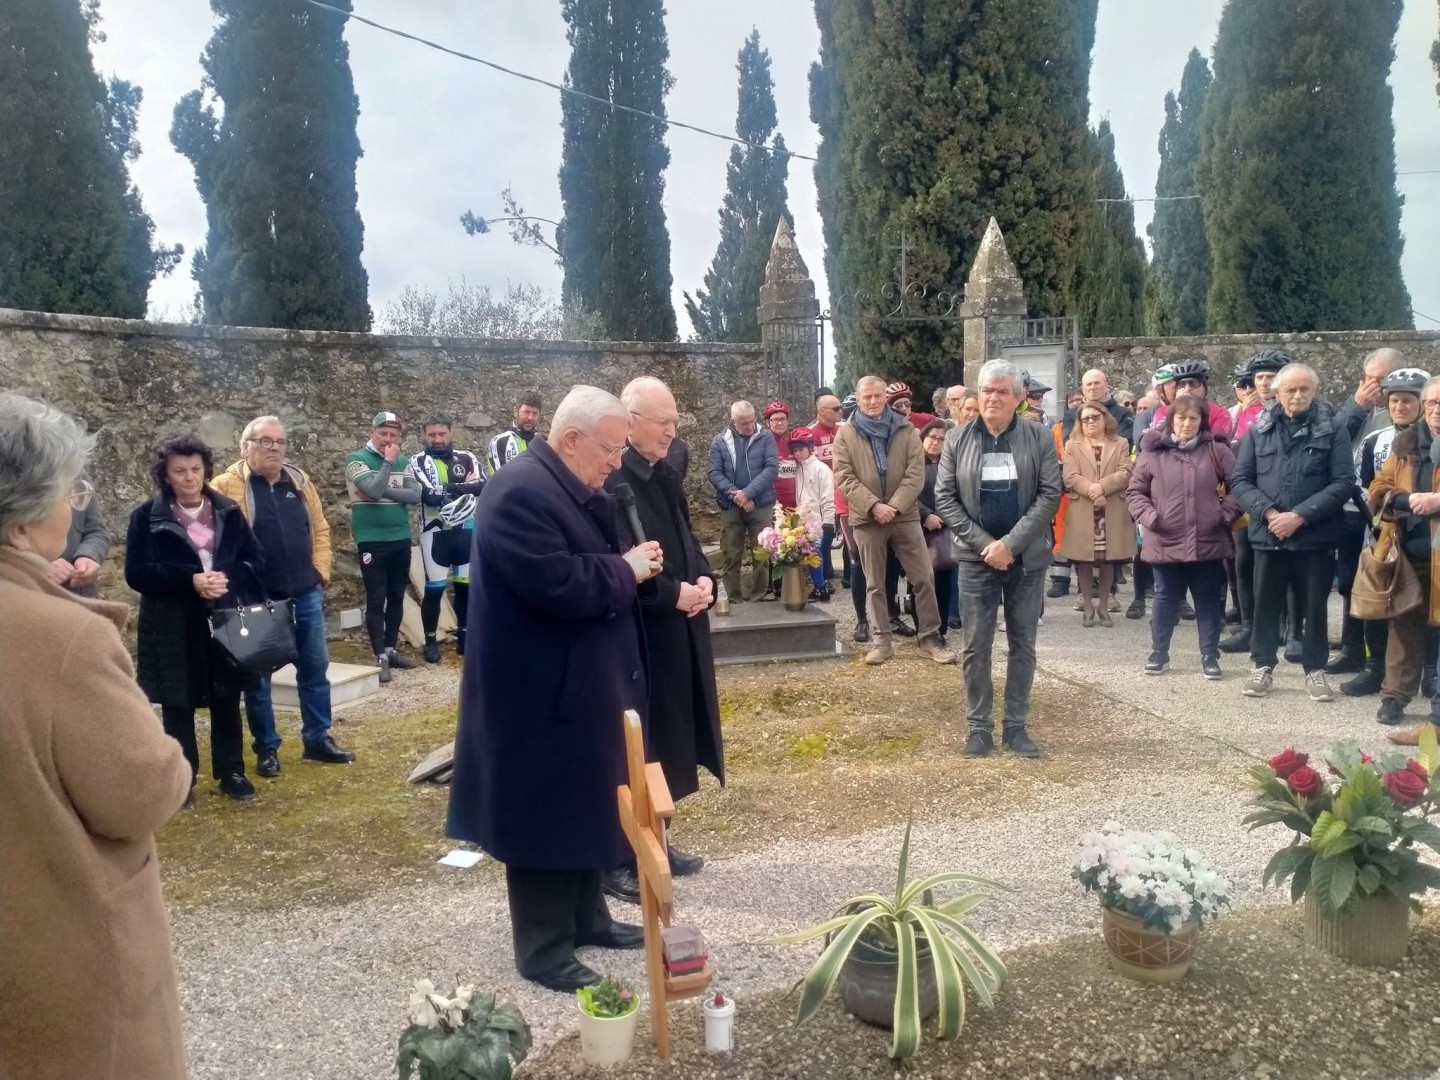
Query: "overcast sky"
94 0 1439 352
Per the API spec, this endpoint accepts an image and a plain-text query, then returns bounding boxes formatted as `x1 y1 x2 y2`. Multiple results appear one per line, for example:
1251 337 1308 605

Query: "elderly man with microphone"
446 385 665 992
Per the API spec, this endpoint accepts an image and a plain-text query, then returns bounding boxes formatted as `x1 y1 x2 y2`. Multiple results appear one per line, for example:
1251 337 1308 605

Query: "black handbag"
209 597 299 676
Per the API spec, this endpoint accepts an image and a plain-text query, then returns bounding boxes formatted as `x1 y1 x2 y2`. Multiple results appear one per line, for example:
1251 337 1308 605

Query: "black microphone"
612 483 648 545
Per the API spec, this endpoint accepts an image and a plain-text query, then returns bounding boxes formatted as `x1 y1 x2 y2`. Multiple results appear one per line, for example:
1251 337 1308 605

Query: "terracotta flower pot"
1304 889 1409 967
1101 907 1199 984
779 565 809 612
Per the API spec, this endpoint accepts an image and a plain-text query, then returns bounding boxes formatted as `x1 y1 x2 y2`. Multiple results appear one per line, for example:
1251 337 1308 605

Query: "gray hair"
855 375 886 392
551 384 629 438
239 415 283 448
620 376 670 413
1276 362 1319 388
1366 348 1404 373
730 399 756 419
977 359 1025 396
1424 375 1440 401
0 394 95 538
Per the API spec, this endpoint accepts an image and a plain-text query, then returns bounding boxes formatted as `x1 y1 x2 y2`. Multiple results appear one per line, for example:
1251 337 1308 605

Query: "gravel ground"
171 583 1438 1078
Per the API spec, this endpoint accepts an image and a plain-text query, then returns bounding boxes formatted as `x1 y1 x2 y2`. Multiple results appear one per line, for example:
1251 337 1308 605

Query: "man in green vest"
344 412 420 682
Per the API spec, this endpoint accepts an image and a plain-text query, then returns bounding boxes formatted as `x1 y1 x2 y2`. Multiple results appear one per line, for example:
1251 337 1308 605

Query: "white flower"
1117 875 1147 900
408 980 442 1030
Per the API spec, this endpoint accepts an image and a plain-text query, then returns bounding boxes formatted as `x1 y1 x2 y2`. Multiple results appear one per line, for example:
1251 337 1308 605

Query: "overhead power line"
298 0 816 162
1413 309 1440 328
1106 169 1439 204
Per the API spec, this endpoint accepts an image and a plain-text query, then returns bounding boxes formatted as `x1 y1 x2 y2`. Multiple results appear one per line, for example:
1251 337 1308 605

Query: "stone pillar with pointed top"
962 217 1028 387
758 218 821 408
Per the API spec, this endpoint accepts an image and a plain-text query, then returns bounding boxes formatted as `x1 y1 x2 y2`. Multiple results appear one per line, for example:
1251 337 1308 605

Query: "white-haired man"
214 417 354 775
935 360 1062 758
707 400 778 601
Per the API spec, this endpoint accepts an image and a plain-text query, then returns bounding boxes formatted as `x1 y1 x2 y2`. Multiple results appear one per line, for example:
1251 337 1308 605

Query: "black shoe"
577 921 646 950
889 617 917 638
1325 648 1365 675
303 735 356 764
1125 598 1146 620
853 620 871 644
1178 602 1196 621
1201 655 1223 680
808 586 831 602
962 730 993 758
1283 638 1304 665
1341 668 1384 697
1219 628 1251 654
601 866 641 904
1377 698 1407 726
1046 579 1070 598
219 773 256 801
256 750 281 778
1423 667 1437 699
1115 567 1127 586
376 652 392 684
668 845 705 877
1144 651 1170 675
527 957 602 993
387 648 416 670
948 616 963 631
1003 729 1041 757
423 638 441 664
1225 607 1241 625
840 575 851 589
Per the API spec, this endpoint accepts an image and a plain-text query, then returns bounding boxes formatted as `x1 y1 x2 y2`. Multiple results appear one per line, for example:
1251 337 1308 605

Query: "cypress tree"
810 0 1098 389
1071 121 1147 337
1147 48 1211 335
0 0 177 318
683 30 792 343
557 0 677 342
171 0 371 331
1198 0 1412 332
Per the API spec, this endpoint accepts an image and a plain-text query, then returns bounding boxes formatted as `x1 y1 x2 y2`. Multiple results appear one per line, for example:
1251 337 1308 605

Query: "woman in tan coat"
1061 402 1137 626
0 394 192 1080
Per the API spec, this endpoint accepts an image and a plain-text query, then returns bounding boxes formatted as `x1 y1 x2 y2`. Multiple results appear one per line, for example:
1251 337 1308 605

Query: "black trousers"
358 539 410 654
1251 548 1334 672
1234 526 1254 627
505 866 616 977
821 524 837 582
162 694 244 781
934 566 957 630
1151 560 1227 660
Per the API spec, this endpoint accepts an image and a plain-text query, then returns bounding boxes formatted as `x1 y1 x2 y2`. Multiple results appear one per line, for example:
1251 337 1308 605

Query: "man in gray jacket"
935 359 1062 758
707 400 778 601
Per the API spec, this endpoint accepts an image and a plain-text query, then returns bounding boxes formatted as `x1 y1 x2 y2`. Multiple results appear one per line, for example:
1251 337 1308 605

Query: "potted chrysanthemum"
1072 823 1232 983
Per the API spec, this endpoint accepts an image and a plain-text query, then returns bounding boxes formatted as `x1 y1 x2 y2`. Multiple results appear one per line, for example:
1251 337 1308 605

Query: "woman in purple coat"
1126 394 1240 680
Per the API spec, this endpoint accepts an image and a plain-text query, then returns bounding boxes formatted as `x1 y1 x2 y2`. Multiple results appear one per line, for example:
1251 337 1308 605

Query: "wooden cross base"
615 709 712 1059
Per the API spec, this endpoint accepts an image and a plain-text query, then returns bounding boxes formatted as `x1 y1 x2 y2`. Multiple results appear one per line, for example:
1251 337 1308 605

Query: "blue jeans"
244 586 333 753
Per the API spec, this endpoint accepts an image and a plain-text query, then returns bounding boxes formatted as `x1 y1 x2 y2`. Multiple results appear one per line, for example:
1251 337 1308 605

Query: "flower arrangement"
1072 823 1233 933
1246 734 1440 917
396 980 531 1080
754 504 823 572
576 976 639 1019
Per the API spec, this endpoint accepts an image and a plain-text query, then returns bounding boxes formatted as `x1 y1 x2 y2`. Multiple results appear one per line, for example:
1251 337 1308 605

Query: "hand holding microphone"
624 541 664 583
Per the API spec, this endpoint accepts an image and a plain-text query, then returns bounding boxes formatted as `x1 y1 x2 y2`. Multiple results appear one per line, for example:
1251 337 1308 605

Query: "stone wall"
0 308 812 593
1079 330 1440 401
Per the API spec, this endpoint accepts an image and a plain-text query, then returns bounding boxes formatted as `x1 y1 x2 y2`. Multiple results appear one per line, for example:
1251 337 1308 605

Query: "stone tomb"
708 602 842 666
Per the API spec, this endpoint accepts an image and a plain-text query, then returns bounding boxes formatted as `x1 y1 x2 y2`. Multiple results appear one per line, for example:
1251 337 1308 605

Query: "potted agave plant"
770 820 1008 1060
575 976 641 1067
1246 735 1440 965
396 980 531 1080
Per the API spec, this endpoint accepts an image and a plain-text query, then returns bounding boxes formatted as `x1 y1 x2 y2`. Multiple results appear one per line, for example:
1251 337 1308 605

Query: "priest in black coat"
445 385 666 993
601 377 725 903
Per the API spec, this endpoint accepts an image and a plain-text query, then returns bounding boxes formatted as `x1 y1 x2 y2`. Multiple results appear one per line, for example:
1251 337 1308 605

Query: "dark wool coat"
1231 400 1355 551
446 439 652 870
1126 430 1239 565
124 490 264 708
606 447 723 800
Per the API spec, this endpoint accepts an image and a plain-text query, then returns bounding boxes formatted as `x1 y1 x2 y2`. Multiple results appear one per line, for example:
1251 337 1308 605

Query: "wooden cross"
615 709 712 1060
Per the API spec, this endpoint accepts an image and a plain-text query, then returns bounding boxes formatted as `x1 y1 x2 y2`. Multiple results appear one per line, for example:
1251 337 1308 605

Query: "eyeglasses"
1422 400 1440 412
578 430 627 460
68 477 94 511
249 436 287 450
1175 378 1205 391
1080 414 1104 423
630 411 678 431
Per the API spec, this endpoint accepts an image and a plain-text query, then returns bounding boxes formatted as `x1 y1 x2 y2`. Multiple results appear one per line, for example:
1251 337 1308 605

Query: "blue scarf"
850 407 902 482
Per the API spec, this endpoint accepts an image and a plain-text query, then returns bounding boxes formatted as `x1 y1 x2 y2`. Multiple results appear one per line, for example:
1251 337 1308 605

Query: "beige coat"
1059 434 1137 563
833 417 926 524
0 546 191 1080
212 458 334 582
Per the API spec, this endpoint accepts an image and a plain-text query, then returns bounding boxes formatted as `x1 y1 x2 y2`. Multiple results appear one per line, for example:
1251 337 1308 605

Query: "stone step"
708 601 845 666
270 661 381 711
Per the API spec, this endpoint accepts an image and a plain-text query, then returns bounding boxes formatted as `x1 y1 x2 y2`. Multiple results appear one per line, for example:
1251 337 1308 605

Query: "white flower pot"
578 1004 640 1067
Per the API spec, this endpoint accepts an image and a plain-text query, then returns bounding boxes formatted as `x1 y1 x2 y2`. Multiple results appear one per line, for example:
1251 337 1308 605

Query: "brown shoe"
917 635 956 664
1387 722 1435 747
865 640 893 666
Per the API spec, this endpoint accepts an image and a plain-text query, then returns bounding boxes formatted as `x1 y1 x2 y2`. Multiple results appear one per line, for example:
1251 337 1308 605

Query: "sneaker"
853 620 871 644
377 652 392 684
1179 602 1196 621
423 638 441 664
1108 596 1122 613
865 641 893 666
387 648 416 670
808 586 831 603
1125 598 1146 620
889 617 917 638
1201 655 1223 681
1306 671 1335 702
1219 628 1251 654
1144 651 1170 675
1003 729 1041 757
1341 668 1383 697
1074 599 1086 612
1243 666 1274 698
962 730 994 758
219 773 257 801
1046 579 1070 598
917 635 956 664
1324 648 1364 675
1376 698 1407 726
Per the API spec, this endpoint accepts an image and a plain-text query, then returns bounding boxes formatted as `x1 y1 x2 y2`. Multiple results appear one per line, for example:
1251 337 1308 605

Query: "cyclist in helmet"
409 413 486 663
886 380 936 429
1232 348 1290 441
1150 360 1233 439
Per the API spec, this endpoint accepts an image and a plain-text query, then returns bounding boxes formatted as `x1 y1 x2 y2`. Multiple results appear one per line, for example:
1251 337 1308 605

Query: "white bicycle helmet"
437 494 477 528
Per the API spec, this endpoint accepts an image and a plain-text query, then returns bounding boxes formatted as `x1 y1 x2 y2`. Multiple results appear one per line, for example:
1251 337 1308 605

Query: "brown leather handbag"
1351 496 1425 620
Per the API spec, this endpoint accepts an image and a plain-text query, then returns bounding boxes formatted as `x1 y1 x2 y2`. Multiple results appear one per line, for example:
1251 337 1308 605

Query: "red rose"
1385 769 1428 807
1362 753 1374 764
1405 758 1429 780
1287 766 1323 798
1269 749 1310 780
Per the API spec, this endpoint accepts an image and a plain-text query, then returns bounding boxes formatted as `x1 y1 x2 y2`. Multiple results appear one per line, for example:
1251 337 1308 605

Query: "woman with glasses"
1060 403 1136 626
125 433 266 802
0 394 192 1079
